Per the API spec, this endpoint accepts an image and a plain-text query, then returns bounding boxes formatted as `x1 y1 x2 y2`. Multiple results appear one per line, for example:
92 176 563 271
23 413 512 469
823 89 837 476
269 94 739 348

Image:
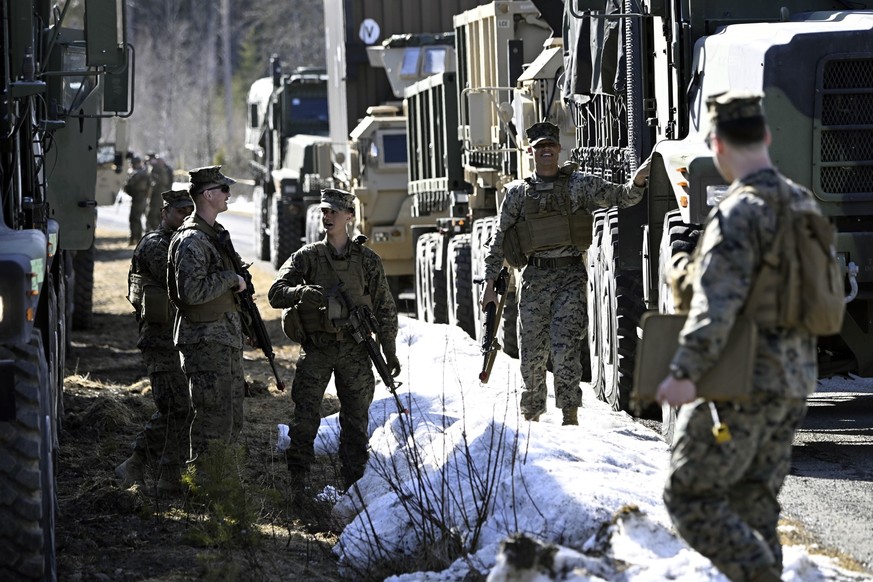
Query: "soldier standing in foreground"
168 166 247 463
268 188 399 491
123 156 151 245
116 189 195 493
480 121 650 425
146 153 175 231
656 92 819 582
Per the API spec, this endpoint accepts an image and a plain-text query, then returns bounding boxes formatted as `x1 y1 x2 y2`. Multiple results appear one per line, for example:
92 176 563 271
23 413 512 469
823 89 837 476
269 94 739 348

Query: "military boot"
115 451 146 488
562 407 578 426
157 465 183 496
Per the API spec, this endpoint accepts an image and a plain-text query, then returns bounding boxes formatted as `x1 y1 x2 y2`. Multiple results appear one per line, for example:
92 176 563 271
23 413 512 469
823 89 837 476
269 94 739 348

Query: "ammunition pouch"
281 307 307 343
141 285 171 324
502 226 528 268
179 291 238 323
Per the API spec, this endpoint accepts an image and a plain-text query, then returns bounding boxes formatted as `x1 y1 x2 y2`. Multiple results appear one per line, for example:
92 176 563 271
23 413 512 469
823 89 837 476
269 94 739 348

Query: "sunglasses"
205 184 230 194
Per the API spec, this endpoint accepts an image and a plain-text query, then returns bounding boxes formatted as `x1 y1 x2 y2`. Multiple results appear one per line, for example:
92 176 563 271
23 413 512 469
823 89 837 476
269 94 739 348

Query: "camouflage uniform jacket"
131 225 176 351
268 238 399 346
484 171 644 280
670 168 818 400
149 162 174 194
168 214 243 349
124 167 151 195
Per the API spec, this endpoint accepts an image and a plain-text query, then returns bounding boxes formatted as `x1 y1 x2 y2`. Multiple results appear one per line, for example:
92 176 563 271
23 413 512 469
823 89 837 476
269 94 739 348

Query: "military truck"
557 1 873 421
245 57 331 268
0 1 133 578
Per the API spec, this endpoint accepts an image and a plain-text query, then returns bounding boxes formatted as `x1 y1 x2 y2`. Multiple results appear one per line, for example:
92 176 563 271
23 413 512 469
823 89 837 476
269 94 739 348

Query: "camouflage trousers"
287 334 375 488
663 396 808 582
517 263 587 419
178 343 245 462
132 347 192 466
129 192 148 242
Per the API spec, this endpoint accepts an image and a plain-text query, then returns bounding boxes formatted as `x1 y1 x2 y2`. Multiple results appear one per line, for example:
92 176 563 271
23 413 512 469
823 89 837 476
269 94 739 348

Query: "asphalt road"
780 378 873 572
98 199 873 574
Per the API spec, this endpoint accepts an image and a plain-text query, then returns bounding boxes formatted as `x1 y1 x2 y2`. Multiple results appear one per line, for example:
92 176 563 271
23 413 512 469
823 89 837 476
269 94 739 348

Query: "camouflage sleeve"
570 173 644 211
670 196 771 382
364 249 399 346
484 181 525 281
173 235 240 306
267 248 313 308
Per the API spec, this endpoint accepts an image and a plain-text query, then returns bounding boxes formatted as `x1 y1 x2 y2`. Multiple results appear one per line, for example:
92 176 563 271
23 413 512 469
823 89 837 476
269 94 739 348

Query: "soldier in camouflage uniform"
656 92 818 582
481 121 650 425
123 156 151 245
146 153 175 231
168 166 247 464
268 188 399 491
116 189 195 493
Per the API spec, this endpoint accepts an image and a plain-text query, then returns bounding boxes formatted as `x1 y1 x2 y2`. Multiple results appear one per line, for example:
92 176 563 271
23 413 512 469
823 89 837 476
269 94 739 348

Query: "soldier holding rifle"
268 188 399 492
168 166 247 466
480 121 650 425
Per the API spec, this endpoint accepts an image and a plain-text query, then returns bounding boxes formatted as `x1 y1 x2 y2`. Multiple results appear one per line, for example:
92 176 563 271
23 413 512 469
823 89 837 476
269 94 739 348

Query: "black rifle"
329 282 407 415
477 266 509 383
217 230 286 391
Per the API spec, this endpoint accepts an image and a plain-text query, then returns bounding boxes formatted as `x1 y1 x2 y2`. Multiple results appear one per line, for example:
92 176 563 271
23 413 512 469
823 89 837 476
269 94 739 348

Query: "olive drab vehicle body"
0 0 133 578
246 60 331 269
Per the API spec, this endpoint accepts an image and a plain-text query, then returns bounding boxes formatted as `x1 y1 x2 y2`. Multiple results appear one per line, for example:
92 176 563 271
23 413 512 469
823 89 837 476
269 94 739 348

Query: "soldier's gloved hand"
386 352 401 378
294 285 324 309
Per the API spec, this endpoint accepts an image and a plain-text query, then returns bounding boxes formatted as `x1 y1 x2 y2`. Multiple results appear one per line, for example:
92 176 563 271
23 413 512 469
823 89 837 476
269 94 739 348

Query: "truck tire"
70 246 94 331
587 210 608 398
305 204 324 245
598 209 645 412
422 233 448 324
253 186 270 261
446 234 475 338
470 217 496 343
0 331 56 582
415 234 430 321
270 197 303 270
657 209 700 439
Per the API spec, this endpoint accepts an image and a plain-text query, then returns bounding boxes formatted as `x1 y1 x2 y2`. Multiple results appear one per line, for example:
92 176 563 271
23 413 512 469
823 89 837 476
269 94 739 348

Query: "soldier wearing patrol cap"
166 165 248 474
480 120 652 426
656 91 820 582
123 155 151 244
116 188 195 494
268 188 399 498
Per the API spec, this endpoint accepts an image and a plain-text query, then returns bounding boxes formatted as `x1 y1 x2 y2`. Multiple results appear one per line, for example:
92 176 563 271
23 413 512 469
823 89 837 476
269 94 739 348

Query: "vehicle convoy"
311 0 873 419
245 58 330 269
0 0 133 579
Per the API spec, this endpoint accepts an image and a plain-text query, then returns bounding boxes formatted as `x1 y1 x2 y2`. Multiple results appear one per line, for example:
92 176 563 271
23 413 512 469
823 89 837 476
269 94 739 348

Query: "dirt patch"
58 230 343 581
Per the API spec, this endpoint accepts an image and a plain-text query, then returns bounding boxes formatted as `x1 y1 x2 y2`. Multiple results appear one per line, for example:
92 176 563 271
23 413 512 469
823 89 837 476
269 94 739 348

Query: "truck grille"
816 57 873 195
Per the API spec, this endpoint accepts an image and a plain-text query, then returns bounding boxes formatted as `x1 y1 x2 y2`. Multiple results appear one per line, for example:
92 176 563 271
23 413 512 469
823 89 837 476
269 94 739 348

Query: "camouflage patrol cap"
319 188 356 212
188 165 237 196
526 121 560 146
161 189 194 209
706 91 766 144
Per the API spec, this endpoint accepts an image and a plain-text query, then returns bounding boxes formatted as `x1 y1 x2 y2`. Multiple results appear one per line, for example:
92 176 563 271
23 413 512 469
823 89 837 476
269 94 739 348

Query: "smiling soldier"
480 121 651 425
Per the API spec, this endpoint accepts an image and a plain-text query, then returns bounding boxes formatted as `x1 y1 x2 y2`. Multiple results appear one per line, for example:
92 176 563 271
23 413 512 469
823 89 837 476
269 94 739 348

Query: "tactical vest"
167 220 239 323
503 165 593 265
297 240 373 335
127 232 171 324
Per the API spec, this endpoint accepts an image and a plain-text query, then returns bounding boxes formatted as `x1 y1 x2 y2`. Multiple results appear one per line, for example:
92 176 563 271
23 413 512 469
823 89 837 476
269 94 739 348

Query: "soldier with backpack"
655 91 843 582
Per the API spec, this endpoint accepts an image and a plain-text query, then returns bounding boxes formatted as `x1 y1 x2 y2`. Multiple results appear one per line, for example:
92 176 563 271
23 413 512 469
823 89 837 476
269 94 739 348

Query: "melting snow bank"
307 316 870 581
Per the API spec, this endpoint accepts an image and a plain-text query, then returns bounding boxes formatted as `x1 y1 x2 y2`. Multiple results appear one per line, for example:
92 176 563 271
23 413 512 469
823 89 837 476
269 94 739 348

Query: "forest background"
76 0 327 181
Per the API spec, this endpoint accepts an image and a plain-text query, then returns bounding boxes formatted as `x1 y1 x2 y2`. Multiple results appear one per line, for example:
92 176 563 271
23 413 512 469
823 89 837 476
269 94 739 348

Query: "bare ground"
58 229 345 581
